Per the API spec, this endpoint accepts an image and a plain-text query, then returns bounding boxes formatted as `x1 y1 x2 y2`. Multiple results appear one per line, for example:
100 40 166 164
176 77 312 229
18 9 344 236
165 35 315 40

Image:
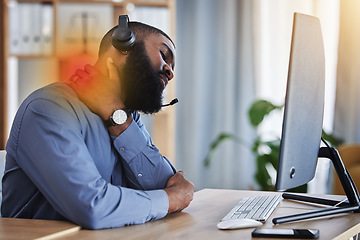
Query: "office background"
1 0 359 194
175 0 346 192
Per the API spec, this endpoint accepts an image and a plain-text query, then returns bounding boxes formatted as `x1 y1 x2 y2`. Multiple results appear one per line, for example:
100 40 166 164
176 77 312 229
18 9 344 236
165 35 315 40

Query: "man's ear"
107 47 128 67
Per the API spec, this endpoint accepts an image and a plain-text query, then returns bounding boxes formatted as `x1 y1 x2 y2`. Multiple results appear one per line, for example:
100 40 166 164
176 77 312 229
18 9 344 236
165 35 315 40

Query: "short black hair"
98 21 175 57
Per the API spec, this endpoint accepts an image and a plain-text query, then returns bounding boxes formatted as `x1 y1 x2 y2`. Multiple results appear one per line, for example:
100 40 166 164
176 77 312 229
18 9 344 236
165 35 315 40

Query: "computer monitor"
273 12 360 224
275 12 325 191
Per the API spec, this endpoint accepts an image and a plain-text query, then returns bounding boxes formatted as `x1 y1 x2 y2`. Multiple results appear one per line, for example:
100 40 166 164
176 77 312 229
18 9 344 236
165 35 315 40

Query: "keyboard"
220 194 282 222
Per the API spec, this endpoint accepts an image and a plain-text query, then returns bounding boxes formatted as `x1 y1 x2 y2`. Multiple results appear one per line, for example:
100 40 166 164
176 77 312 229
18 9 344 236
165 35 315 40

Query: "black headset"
111 15 136 51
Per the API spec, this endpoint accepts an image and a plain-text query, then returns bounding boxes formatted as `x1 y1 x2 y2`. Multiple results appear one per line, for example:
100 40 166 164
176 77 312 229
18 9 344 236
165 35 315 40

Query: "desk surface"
57 189 360 240
0 217 80 240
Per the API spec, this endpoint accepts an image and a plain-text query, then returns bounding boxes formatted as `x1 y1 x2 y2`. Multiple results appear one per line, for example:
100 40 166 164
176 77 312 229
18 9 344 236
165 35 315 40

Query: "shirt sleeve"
113 111 176 190
13 98 170 229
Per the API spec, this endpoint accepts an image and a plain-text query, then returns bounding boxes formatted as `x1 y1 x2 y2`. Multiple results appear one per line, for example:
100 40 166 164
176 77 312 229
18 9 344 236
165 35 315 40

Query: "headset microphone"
162 98 179 107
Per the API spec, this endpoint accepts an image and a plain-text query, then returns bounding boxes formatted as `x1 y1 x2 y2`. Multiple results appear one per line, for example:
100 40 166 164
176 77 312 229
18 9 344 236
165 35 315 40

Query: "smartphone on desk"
252 228 319 239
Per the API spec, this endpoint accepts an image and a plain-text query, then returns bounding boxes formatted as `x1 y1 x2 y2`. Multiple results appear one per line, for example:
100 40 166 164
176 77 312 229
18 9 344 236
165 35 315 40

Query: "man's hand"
164 171 194 213
66 57 125 121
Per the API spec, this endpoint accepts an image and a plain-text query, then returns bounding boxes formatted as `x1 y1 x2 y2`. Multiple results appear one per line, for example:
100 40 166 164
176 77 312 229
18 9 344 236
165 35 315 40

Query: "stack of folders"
8 2 53 56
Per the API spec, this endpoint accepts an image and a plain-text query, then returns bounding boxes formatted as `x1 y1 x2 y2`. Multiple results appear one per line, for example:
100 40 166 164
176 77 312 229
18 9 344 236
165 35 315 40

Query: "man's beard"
120 41 164 114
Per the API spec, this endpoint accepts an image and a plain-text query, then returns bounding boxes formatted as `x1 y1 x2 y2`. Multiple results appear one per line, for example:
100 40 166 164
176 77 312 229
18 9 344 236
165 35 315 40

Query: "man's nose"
163 64 174 80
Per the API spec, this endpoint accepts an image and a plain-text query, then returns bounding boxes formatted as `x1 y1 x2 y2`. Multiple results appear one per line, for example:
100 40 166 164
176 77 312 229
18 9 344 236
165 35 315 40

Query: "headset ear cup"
112 15 136 51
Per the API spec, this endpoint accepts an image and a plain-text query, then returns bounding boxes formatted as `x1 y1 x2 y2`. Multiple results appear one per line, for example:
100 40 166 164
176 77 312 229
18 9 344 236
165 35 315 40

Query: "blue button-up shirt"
1 82 176 229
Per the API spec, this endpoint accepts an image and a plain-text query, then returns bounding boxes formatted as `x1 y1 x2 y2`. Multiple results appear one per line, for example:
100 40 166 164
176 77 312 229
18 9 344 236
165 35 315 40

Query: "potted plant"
204 99 342 191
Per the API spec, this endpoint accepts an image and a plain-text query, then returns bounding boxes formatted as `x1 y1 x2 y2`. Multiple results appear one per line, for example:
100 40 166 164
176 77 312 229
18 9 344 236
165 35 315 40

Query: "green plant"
204 99 342 191
203 133 248 167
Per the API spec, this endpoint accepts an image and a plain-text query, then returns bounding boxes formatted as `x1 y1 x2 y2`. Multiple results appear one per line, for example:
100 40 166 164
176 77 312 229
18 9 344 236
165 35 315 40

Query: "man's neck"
93 59 109 77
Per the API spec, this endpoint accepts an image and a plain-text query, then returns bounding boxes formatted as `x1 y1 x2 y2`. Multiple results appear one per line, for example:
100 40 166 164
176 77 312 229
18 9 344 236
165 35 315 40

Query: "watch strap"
104 117 116 127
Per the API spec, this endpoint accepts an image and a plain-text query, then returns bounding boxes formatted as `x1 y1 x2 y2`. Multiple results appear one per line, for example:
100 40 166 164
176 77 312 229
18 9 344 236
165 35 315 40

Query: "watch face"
112 109 127 125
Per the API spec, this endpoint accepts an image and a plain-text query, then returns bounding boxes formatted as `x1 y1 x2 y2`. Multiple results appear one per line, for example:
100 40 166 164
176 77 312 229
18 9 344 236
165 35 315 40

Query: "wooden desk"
0 218 80 240
56 189 360 240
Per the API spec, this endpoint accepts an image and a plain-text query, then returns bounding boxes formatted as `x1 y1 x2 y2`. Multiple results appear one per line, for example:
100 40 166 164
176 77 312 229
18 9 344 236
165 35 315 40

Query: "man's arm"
112 111 176 190
109 111 194 212
13 97 170 229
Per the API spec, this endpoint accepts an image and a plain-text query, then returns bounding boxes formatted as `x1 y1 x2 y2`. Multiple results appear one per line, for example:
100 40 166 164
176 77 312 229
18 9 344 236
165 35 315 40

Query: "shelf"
1 0 177 161
10 0 169 7
8 55 56 59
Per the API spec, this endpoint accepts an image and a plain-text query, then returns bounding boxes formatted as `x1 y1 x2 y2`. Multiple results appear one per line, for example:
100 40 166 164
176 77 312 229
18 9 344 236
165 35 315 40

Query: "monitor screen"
275 13 325 191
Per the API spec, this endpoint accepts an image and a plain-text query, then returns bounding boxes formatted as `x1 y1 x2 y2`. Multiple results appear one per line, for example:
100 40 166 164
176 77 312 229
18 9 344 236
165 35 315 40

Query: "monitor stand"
273 146 360 224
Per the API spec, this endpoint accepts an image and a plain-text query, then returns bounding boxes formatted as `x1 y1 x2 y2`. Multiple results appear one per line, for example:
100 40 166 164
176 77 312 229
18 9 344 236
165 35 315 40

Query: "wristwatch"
105 109 128 127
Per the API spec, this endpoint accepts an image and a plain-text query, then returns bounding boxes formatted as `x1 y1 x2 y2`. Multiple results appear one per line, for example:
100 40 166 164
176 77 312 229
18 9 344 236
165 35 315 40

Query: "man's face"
120 34 176 114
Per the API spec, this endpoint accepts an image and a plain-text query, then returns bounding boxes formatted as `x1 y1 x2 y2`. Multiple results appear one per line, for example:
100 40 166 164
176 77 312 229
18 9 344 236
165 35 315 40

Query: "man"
1 17 194 229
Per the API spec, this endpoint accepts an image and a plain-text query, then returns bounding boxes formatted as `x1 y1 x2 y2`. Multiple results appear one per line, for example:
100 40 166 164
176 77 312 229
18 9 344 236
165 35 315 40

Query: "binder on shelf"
8 2 54 56
8 2 21 55
41 3 54 55
20 3 33 55
31 3 42 55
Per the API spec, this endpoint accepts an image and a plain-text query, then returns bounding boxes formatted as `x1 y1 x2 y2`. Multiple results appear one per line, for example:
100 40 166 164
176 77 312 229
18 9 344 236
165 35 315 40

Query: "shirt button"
120 147 125 152
138 173 143 177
